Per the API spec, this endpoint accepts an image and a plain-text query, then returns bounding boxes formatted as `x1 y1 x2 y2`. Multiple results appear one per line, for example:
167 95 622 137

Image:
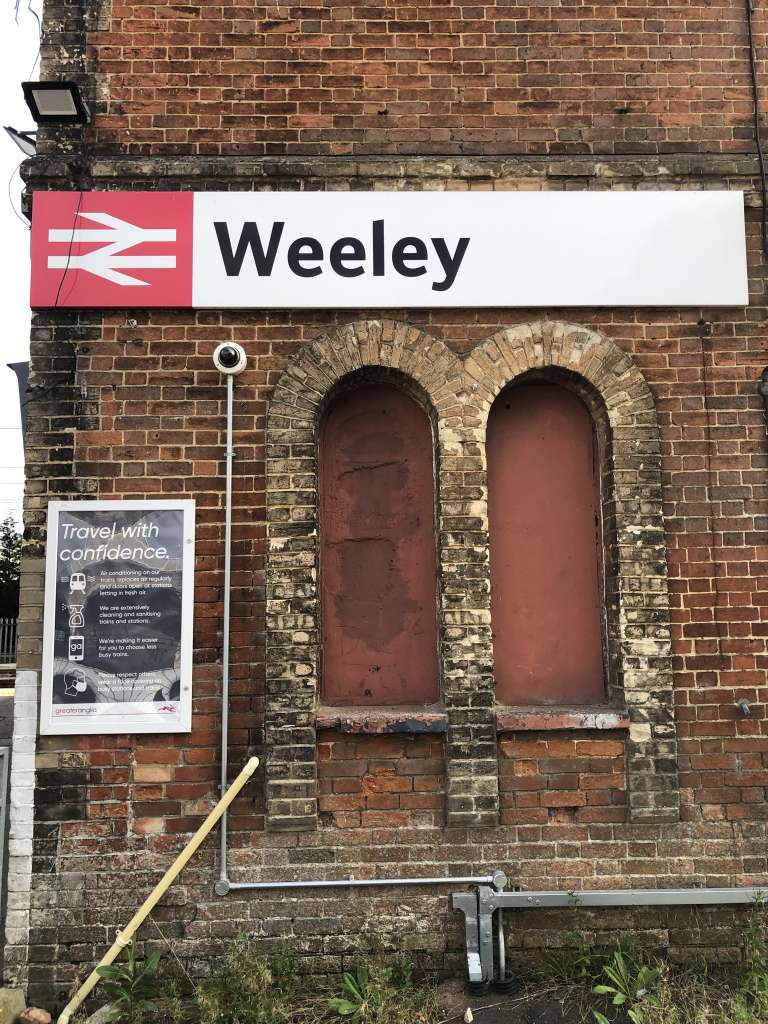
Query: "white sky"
0 2 42 528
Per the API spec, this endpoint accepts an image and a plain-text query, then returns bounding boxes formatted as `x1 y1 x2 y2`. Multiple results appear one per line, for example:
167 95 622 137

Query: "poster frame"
40 499 196 736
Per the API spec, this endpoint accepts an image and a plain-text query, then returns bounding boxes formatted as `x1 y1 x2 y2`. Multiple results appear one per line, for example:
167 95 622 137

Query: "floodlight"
21 81 90 125
3 126 36 156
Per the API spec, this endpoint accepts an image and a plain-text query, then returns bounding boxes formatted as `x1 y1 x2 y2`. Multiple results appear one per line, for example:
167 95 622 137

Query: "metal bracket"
451 884 768 986
477 886 496 983
450 873 511 987
451 891 484 984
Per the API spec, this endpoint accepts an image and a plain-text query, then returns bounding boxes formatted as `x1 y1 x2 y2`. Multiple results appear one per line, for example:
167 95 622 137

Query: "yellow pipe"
57 756 259 1024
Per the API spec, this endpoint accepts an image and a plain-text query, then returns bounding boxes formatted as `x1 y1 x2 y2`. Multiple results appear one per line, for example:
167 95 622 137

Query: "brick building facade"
7 0 768 1009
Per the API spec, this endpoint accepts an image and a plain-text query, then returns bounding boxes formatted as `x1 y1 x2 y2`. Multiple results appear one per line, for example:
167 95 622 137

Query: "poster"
41 500 195 735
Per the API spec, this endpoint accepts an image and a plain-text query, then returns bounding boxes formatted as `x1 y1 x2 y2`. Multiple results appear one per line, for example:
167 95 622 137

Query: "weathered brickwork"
499 734 628 827
8 0 768 1009
265 318 676 830
84 1 768 158
11 269 768 1003
318 732 446 829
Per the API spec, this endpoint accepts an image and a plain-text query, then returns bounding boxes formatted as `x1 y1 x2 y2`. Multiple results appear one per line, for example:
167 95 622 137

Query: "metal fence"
0 620 17 665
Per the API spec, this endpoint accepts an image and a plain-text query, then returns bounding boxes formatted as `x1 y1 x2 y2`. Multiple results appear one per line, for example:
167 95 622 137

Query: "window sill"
495 706 630 732
315 704 448 735
314 704 628 734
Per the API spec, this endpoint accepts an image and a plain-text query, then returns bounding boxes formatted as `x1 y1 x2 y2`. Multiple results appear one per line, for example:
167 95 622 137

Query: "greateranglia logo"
213 219 471 292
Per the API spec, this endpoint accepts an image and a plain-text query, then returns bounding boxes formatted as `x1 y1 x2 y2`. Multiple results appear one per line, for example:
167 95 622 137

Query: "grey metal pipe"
224 875 498 892
488 887 767 909
212 372 499 898
218 374 234 887
497 907 505 982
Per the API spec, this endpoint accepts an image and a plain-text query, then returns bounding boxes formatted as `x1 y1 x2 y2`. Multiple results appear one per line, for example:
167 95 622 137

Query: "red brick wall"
13 0 768 1002
499 735 627 827
51 205 767 839
318 733 445 829
89 1 768 156
15 198 768 1005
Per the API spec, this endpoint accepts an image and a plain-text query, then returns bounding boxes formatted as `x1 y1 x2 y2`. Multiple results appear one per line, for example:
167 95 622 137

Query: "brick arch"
265 320 496 831
267 320 464 429
470 321 679 824
467 321 655 426
265 319 678 832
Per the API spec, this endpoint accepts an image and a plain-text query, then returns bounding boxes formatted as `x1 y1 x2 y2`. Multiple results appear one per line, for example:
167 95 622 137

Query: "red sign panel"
30 191 194 308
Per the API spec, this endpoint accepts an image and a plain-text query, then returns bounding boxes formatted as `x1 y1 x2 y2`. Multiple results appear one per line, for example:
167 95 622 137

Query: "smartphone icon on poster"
68 635 84 662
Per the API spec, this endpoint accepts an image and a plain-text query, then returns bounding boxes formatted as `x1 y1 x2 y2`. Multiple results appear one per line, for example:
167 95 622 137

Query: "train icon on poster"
69 573 86 593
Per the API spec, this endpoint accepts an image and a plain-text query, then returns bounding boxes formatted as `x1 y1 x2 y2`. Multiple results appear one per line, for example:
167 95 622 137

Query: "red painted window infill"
488 382 606 705
319 383 440 706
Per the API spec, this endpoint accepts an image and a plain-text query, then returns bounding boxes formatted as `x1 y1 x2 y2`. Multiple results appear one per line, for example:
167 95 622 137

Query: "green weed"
592 948 661 1024
194 938 300 1024
543 899 604 985
95 941 165 1024
327 957 443 1024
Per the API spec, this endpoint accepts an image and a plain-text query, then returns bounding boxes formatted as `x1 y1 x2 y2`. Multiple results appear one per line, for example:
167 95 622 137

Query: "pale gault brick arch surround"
470 321 679 825
265 319 679 832
265 319 498 831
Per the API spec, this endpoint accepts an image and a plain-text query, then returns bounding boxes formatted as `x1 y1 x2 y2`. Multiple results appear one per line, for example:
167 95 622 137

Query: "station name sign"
30 190 748 309
41 500 195 736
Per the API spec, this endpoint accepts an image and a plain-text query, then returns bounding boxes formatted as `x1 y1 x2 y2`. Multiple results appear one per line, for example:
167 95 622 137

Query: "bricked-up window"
488 381 606 705
319 383 440 706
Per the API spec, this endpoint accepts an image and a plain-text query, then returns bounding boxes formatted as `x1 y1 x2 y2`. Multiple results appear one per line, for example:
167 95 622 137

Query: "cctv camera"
213 342 247 376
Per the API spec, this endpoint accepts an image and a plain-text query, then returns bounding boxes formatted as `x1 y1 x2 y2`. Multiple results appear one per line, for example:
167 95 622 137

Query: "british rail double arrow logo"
47 211 177 287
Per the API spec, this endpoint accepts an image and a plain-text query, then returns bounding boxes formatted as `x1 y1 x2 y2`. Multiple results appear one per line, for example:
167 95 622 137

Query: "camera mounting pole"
213 342 247 893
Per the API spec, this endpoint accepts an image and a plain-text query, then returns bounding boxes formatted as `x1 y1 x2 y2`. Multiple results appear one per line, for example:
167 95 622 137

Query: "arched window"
487 381 606 705
319 383 440 706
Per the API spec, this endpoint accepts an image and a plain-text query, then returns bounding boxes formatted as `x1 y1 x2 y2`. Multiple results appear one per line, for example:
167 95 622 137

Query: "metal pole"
218 374 234 889
226 875 498 892
497 907 505 982
211 367 506 898
486 887 768 909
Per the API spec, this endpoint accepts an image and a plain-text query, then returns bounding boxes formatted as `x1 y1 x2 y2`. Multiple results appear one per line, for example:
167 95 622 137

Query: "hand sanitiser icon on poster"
68 604 84 628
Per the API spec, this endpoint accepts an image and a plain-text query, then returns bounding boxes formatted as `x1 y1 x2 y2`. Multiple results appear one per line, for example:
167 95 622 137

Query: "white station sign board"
31 190 748 309
41 500 195 735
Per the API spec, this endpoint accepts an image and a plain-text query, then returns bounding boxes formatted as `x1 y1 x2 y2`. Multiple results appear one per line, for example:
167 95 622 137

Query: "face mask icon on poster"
68 604 84 628
64 669 88 697
69 573 86 593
